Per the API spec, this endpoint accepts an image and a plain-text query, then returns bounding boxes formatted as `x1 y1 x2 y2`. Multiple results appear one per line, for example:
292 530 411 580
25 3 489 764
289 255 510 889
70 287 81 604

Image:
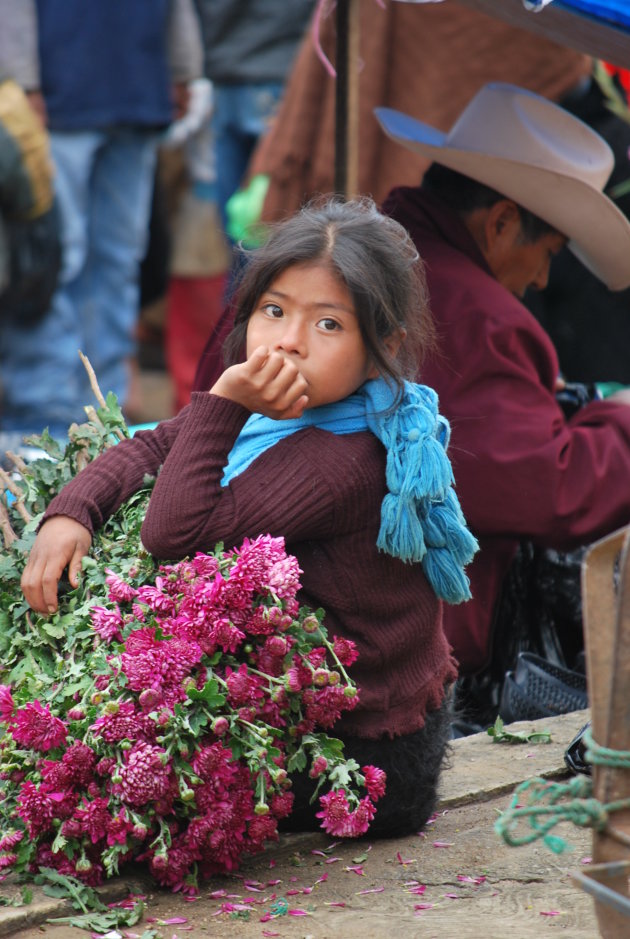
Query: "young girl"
21 196 477 836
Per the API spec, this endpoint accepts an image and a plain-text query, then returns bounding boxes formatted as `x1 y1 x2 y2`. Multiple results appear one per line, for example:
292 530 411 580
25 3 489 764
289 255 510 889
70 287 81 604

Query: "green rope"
495 732 630 854
584 727 630 770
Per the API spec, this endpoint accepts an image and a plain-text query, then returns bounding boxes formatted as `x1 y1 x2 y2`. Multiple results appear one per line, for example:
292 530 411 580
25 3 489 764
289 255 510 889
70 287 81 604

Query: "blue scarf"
221 378 478 604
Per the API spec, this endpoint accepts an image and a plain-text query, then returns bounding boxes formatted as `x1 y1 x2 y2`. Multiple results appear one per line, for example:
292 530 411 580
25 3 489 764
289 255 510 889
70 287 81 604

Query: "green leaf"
487 716 551 745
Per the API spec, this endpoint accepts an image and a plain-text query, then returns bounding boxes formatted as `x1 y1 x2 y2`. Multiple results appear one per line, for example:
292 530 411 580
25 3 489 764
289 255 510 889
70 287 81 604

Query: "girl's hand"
21 516 92 614
210 346 309 419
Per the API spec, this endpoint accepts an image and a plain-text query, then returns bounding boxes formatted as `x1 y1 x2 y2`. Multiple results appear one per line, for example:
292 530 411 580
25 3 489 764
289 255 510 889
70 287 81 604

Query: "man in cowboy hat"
375 83 630 721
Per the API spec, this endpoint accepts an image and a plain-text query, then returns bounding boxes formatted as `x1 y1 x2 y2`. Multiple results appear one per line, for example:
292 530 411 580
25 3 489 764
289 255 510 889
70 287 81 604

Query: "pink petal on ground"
445 893 459 899
432 841 453 848
159 918 188 925
262 932 281 937
408 884 427 895
414 903 434 911
581 856 592 865
344 865 365 875
325 901 347 908
288 909 309 916
540 910 562 916
269 859 276 868
457 875 487 885
357 886 385 895
396 851 416 865
325 856 342 864
313 873 328 885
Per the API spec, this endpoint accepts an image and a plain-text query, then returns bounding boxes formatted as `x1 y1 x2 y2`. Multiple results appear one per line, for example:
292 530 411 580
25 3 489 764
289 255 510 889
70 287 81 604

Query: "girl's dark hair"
223 195 434 388
422 164 556 243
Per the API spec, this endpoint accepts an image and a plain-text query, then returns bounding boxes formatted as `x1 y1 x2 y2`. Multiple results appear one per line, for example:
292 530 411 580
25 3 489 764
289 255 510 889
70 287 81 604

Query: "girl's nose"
274 319 307 355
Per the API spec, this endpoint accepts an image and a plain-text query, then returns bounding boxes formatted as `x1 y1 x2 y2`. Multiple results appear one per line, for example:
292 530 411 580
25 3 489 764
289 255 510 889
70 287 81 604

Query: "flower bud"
67 707 85 721
301 615 320 633
119 739 132 751
313 669 329 687
343 685 358 698
254 803 270 816
75 857 93 873
212 716 229 737
103 700 119 715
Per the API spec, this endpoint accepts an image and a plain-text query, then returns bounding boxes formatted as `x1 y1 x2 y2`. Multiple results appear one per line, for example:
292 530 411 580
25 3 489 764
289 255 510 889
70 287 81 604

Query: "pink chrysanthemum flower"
332 636 359 666
302 685 359 729
246 812 279 849
120 628 202 708
269 789 294 819
90 605 124 643
90 700 155 744
191 742 235 784
362 765 387 801
118 742 173 807
0 830 23 852
12 700 67 752
316 789 376 837
17 781 55 837
208 617 246 654
225 664 264 708
135 581 176 614
105 568 137 603
0 684 15 724
73 796 112 844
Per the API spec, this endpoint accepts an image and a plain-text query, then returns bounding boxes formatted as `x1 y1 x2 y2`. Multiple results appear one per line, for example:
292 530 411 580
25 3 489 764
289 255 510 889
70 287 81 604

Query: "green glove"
226 174 270 247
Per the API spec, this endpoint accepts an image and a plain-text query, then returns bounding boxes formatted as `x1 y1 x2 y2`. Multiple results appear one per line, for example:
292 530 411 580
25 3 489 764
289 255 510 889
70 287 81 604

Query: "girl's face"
246 261 378 409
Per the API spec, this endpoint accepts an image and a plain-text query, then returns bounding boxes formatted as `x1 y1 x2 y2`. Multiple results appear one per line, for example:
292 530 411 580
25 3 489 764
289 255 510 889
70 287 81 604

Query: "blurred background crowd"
1 0 629 445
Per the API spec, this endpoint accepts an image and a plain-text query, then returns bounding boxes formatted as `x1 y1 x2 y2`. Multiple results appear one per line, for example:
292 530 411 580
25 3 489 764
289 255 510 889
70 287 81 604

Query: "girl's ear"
367 328 406 379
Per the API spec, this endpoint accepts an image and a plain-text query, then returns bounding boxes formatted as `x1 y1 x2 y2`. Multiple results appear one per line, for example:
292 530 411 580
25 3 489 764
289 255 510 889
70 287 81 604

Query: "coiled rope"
495 729 630 854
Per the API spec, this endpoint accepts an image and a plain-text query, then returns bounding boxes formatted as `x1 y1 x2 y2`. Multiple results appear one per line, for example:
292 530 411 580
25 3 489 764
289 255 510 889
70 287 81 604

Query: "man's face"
490 227 567 299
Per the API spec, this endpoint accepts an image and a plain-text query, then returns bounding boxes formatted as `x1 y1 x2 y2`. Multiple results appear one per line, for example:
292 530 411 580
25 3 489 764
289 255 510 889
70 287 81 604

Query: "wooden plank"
455 0 630 68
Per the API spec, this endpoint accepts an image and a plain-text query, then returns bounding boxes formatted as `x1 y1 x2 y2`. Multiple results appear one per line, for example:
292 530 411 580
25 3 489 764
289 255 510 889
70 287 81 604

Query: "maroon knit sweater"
44 393 457 739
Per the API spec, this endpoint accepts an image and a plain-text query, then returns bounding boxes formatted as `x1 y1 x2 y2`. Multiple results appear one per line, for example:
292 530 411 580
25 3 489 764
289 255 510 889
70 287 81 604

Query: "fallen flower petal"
407 884 427 895
414 902 434 911
357 886 385 894
432 841 453 848
396 851 416 865
288 909 310 916
540 910 562 916
344 865 365 875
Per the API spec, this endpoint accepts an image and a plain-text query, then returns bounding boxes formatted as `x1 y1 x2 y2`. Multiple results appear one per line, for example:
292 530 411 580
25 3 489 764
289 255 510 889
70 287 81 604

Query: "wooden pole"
334 0 360 198
580 526 630 936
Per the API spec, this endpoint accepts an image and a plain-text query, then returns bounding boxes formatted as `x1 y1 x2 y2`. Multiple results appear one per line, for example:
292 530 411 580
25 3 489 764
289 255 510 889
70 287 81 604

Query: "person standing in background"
0 0 202 441
164 0 315 412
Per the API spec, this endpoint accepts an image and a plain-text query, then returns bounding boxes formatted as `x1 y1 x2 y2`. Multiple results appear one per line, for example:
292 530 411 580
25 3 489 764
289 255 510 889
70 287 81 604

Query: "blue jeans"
211 83 283 233
0 128 158 438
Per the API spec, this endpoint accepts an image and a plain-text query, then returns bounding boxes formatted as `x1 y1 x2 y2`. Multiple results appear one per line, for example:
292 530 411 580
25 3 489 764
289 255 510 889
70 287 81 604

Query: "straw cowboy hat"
375 82 630 290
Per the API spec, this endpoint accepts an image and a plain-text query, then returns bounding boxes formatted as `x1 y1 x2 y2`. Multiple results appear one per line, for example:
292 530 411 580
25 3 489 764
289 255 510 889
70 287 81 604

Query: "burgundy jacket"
44 393 457 739
382 187 630 672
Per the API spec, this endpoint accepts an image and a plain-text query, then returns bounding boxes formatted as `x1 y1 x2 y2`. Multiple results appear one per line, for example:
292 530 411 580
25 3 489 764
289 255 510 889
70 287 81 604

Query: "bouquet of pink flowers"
0 394 385 895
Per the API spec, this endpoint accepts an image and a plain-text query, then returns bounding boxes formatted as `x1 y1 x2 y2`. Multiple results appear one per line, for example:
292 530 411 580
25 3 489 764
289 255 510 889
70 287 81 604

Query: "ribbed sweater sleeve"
42 405 192 533
141 392 382 558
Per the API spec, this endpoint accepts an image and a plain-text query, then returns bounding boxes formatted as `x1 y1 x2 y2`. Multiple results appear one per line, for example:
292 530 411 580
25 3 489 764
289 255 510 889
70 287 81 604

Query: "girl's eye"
261 303 283 318
317 317 341 332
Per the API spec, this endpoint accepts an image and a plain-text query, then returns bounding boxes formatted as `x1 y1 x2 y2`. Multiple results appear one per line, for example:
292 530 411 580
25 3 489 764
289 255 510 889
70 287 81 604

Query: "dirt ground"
5 711 607 939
